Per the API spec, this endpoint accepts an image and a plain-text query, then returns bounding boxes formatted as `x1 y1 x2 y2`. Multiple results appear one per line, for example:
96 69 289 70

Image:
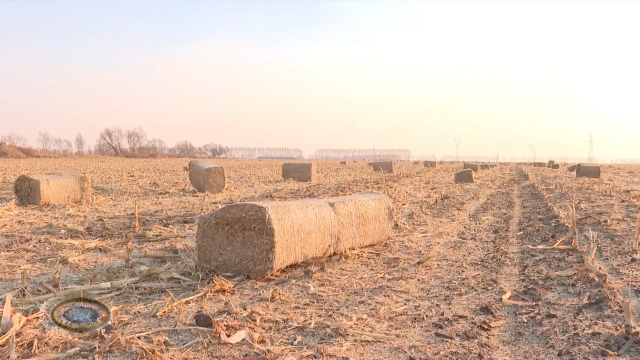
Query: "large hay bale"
14 174 91 206
454 169 474 184
533 162 546 167
551 164 560 169
576 164 601 178
480 163 490 170
373 161 393 173
463 162 480 172
548 160 555 168
423 161 437 168
567 164 578 172
197 193 393 277
282 162 317 182
188 160 225 193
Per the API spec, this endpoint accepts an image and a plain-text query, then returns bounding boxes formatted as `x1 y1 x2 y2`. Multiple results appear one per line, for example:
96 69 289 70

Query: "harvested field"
1 158 640 359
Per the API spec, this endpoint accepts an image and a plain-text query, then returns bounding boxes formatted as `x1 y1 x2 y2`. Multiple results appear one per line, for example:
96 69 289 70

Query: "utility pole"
496 150 499 165
587 133 595 164
529 144 535 163
454 138 461 162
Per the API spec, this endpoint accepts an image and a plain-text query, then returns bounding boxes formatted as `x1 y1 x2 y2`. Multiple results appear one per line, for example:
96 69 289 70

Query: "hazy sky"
1 1 639 160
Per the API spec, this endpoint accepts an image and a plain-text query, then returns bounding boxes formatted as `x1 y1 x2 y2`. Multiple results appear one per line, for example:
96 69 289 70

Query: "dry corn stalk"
134 200 141 233
634 214 640 252
569 197 579 249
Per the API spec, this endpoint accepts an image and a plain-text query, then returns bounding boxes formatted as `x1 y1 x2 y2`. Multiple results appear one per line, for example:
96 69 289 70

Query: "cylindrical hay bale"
282 162 317 182
413 161 420 165
463 162 480 172
340 161 347 165
14 174 91 206
480 163 490 170
197 193 393 277
534 162 546 167
576 164 601 178
188 160 225 193
548 160 555 168
423 161 438 168
567 164 578 172
326 193 393 254
552 164 560 170
373 161 393 173
454 169 475 184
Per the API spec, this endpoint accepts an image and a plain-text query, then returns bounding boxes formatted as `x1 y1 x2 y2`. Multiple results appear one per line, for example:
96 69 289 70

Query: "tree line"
311 148 412 161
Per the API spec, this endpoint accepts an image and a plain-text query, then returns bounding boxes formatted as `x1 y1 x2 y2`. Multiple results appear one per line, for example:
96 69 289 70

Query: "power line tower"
587 133 595 163
529 144 535 163
454 138 461 162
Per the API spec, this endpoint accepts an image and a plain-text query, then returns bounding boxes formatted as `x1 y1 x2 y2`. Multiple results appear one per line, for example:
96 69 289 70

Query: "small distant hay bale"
548 160 555 168
423 161 437 168
282 162 317 182
14 174 91 206
188 160 225 193
480 163 490 170
373 161 393 174
413 161 420 165
576 164 601 178
454 169 474 184
340 161 347 165
489 164 496 169
533 162 546 167
567 164 578 172
552 164 560 169
197 193 393 277
463 162 480 172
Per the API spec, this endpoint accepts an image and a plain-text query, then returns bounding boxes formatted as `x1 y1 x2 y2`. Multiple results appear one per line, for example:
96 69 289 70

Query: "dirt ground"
1 158 639 359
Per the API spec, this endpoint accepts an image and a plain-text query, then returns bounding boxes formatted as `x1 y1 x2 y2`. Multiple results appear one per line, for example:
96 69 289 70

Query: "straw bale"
567 164 578 172
533 162 546 167
548 160 555 168
463 162 480 172
551 164 560 169
340 161 347 165
480 164 490 170
14 174 91 206
197 193 393 277
282 162 317 182
188 160 225 193
373 161 393 173
576 164 601 178
454 169 475 184
423 161 437 168
326 193 393 254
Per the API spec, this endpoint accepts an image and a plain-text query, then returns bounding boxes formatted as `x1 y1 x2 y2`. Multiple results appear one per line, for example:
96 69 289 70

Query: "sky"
1 1 639 160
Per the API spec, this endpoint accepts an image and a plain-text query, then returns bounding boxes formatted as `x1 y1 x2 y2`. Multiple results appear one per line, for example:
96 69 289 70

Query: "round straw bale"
454 169 475 184
282 162 317 182
480 163 490 170
14 174 91 206
340 161 347 165
551 164 560 169
423 161 438 168
188 160 225 193
463 162 480 172
326 193 393 254
533 162 546 167
567 164 578 172
197 193 393 277
373 161 393 173
548 160 555 168
576 164 601 178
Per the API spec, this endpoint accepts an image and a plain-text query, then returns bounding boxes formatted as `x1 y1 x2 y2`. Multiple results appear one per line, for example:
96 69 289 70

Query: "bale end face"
551 164 560 169
567 164 578 172
423 161 437 168
455 169 475 184
282 162 317 182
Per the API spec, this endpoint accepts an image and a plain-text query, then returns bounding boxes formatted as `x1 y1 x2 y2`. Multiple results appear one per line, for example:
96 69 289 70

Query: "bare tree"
38 132 53 151
126 127 147 155
75 133 85 154
1 133 28 147
62 139 73 155
97 127 125 155
143 138 167 157
173 141 196 157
